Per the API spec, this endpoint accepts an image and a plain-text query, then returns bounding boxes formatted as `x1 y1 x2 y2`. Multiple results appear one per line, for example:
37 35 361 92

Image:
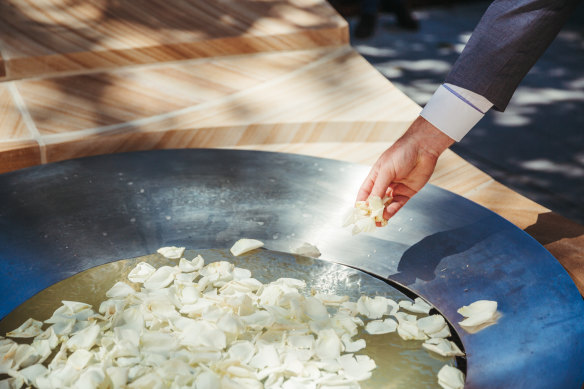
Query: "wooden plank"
8 47 421 162
0 84 41 172
0 0 347 81
0 141 42 173
524 212 584 294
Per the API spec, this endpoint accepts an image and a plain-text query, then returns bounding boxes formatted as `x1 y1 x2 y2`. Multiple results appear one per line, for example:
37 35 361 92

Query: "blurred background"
331 0 584 224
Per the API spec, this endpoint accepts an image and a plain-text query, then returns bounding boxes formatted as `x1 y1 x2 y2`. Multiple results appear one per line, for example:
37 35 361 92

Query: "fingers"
388 183 417 199
384 195 409 220
384 183 417 220
356 166 379 202
369 164 396 200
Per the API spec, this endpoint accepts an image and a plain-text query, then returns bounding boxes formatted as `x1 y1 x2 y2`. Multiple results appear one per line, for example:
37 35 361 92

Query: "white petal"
353 217 375 235
181 321 226 350
344 196 392 234
437 365 465 389
230 239 264 256
30 340 52 364
44 305 73 324
397 320 427 341
13 344 40 369
66 349 93 370
341 334 366 353
241 311 275 330
0 377 24 389
227 341 255 364
368 196 384 212
62 301 92 314
128 262 156 283
457 300 500 333
288 334 314 349
48 343 68 370
331 313 359 337
233 267 252 280
191 255 205 270
386 299 399 316
19 363 48 387
106 366 128 388
185 351 222 365
143 296 180 320
228 377 262 389
314 293 349 306
119 307 145 333
99 299 126 319
339 354 375 381
128 372 164 389
217 313 244 335
175 272 197 284
339 302 358 316
275 278 306 290
365 319 397 335
304 297 329 321
430 324 452 339
178 258 198 273
106 282 136 298
457 300 497 318
143 266 176 289
34 327 58 349
73 366 107 389
7 318 43 338
180 299 215 316
66 324 100 351
399 299 431 314
458 311 501 334
195 371 220 389
282 376 317 389
219 281 253 295
394 312 417 323
250 344 280 369
177 285 200 305
141 331 178 354
417 315 447 336
413 297 433 313
292 242 321 258
341 208 360 228
157 246 185 259
200 261 234 279
315 329 342 360
423 338 464 357
357 296 388 319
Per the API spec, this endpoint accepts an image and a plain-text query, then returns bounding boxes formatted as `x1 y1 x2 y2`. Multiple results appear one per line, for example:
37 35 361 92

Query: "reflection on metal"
0 248 456 388
0 149 583 388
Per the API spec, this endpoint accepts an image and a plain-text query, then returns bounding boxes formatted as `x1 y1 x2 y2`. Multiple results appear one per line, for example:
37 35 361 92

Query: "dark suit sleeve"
444 0 581 111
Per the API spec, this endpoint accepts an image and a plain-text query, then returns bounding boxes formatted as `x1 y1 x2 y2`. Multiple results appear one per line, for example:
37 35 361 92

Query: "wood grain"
0 0 347 81
0 84 41 172
9 47 420 158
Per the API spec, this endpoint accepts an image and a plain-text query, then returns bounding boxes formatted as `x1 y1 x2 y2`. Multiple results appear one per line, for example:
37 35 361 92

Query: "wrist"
403 116 455 158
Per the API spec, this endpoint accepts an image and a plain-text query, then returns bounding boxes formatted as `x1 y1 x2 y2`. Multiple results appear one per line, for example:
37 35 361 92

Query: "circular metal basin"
0 248 459 388
0 149 582 388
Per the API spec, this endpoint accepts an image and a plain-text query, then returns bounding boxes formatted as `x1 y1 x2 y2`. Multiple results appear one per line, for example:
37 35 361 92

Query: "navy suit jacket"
445 0 581 111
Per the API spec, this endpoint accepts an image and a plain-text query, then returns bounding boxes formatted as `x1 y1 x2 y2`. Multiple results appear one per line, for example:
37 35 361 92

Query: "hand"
357 116 454 221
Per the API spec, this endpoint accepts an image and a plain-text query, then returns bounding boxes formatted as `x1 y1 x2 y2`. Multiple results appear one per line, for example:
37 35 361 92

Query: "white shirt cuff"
420 84 493 142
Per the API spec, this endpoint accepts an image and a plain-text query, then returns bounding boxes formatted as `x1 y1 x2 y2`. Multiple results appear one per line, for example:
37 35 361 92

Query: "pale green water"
0 248 463 388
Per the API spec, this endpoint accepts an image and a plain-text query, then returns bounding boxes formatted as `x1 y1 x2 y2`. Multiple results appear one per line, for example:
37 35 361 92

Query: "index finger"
356 169 376 202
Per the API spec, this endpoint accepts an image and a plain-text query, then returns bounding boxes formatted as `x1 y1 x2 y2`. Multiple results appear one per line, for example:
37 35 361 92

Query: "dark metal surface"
0 149 582 388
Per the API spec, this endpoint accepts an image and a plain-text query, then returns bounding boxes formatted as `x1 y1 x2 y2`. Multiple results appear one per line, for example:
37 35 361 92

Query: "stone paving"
349 1 584 224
